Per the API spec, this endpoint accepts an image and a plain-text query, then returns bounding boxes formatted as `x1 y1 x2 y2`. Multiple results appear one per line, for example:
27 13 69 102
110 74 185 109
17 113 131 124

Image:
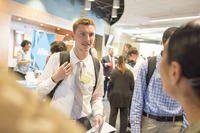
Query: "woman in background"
108 55 134 133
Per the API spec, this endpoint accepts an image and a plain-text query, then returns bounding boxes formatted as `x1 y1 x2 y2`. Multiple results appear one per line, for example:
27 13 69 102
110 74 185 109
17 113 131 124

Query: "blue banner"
31 30 55 70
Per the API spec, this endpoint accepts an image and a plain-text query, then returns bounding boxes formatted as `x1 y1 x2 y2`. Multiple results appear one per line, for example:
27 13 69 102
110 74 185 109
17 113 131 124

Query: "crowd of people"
3 17 200 133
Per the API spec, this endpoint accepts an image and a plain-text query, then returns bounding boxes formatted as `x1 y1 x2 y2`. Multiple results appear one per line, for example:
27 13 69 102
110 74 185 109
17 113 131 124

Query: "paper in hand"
86 122 116 133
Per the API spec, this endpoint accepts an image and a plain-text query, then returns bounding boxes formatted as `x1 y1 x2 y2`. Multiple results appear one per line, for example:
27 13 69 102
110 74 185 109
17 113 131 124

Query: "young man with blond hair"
37 18 104 130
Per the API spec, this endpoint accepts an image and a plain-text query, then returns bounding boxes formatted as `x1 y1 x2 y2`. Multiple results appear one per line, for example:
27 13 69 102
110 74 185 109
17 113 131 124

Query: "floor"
100 97 131 133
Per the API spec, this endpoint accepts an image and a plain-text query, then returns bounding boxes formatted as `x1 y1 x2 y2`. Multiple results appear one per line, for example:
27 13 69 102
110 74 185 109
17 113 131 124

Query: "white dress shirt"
132 56 146 80
37 49 104 119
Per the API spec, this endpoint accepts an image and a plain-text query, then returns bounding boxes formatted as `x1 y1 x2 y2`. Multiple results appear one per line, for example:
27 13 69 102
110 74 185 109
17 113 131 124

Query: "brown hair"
127 47 139 56
124 43 132 50
21 40 31 47
117 55 127 74
162 27 178 44
50 41 67 54
73 17 95 32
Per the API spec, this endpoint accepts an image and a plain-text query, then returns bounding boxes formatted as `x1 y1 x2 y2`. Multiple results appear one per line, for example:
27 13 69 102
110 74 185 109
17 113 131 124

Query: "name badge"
80 73 91 84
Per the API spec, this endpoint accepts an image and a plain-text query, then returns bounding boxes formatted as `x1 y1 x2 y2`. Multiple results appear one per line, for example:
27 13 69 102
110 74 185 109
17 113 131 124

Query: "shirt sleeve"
16 50 23 62
130 62 147 133
90 62 104 116
36 53 59 96
181 111 189 132
133 57 145 81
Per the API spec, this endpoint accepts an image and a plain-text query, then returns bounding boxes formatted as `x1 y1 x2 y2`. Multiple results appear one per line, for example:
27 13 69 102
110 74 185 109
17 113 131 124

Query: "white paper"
86 122 116 133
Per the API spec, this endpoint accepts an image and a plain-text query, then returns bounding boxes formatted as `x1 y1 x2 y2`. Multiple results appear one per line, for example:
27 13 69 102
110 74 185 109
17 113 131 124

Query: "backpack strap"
91 56 100 94
60 51 70 65
89 48 92 56
47 51 100 99
47 51 70 99
146 56 157 86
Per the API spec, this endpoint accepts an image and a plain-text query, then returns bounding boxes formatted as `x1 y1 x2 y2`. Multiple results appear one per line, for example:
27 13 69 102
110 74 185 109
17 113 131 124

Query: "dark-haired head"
50 41 67 54
21 40 31 47
127 47 139 56
167 19 200 97
162 27 178 45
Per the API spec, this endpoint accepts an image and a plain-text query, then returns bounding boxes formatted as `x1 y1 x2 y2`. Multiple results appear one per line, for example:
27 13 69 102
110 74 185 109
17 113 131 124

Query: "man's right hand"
51 62 72 83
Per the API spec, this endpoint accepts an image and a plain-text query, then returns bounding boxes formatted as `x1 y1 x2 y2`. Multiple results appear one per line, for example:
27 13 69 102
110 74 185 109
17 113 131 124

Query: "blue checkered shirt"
130 54 184 133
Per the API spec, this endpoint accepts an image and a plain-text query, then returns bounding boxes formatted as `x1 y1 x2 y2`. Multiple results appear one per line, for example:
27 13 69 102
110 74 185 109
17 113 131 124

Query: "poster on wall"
31 30 55 70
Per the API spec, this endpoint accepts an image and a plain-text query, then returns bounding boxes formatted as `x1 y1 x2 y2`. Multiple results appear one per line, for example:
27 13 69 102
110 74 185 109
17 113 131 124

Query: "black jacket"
108 68 134 107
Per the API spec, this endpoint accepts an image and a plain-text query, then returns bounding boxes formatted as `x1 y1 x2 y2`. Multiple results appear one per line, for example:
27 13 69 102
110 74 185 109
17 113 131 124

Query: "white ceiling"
112 0 200 40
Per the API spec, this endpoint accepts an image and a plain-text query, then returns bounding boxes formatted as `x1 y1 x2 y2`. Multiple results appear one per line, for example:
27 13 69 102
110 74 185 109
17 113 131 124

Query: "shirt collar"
70 49 91 65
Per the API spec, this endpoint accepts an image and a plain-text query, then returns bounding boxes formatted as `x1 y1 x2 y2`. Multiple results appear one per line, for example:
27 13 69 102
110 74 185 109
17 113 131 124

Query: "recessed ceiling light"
150 15 200 23
18 18 22 21
112 8 117 18
113 0 120 9
137 38 144 41
84 0 91 11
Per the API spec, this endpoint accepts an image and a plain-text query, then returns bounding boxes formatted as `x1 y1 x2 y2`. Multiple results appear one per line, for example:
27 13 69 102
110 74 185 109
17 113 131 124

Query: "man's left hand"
94 114 103 128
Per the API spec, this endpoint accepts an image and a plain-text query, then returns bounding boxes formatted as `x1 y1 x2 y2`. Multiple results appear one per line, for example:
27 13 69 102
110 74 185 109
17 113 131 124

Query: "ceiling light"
113 0 120 9
84 0 91 11
88 0 95 1
150 15 200 23
18 18 22 21
112 8 117 18
57 28 60 30
40 24 43 26
137 38 144 41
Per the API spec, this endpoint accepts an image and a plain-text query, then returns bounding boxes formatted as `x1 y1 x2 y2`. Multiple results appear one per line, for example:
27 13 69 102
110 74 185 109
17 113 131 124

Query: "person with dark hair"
127 47 138 67
37 17 104 130
122 43 132 58
50 41 67 53
160 19 200 133
127 47 145 80
46 41 67 64
14 40 33 79
130 27 185 133
108 55 134 133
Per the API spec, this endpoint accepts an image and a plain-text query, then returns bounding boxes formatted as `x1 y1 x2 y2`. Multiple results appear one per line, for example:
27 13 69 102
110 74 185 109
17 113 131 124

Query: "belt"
143 111 183 122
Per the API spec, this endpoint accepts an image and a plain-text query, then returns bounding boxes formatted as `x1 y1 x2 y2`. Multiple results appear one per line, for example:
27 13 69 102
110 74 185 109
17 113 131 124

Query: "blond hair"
73 17 95 32
0 63 85 133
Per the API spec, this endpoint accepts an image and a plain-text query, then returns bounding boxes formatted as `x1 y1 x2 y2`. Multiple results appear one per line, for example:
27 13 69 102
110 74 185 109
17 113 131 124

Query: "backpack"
146 56 157 86
47 51 100 99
